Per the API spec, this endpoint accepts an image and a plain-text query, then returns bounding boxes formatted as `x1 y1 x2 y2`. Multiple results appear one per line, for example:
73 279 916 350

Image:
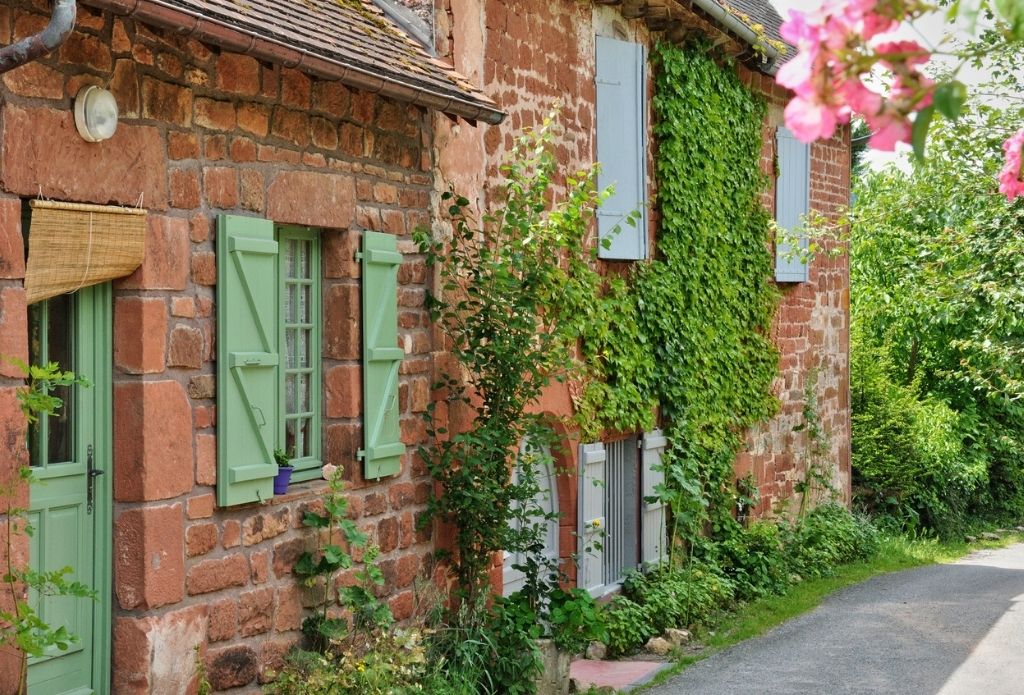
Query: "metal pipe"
83 0 505 124
689 0 780 73
0 0 77 74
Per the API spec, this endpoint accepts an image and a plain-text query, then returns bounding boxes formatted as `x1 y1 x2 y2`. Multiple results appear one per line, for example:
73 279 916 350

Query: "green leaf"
911 105 935 162
934 81 968 121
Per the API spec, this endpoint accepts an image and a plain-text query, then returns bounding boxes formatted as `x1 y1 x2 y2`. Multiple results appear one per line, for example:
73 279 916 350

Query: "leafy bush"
602 595 657 657
548 588 607 655
851 338 987 537
711 521 790 599
265 630 447 695
782 503 879 579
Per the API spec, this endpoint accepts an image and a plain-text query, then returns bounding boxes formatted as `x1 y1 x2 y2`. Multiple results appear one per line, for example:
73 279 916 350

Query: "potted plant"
273 448 294 495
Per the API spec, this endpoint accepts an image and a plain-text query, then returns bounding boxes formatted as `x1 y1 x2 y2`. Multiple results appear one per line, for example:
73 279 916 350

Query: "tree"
850 95 1024 524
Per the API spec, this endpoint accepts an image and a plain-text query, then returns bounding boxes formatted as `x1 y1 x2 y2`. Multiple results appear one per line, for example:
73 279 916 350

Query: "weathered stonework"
0 1 437 691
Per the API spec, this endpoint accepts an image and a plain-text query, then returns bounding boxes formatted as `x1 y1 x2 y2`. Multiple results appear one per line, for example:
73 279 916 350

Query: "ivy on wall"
642 42 780 542
577 42 780 547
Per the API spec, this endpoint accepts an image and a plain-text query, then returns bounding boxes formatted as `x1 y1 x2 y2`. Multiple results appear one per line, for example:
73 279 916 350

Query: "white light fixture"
74 85 119 142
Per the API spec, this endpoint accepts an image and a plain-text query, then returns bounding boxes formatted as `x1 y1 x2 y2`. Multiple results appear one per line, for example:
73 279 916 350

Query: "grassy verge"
637 532 1023 690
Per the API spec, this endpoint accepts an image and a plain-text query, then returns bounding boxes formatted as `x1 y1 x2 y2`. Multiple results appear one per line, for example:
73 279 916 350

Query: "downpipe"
0 0 77 74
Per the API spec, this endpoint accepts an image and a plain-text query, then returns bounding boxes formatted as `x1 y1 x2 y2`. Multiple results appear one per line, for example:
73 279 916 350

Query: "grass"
637 532 1023 690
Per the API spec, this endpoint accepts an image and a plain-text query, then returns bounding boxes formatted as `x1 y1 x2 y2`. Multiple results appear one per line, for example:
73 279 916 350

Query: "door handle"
86 444 103 515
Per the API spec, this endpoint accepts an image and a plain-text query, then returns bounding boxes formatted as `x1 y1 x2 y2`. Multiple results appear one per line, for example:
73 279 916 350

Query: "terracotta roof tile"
88 0 502 123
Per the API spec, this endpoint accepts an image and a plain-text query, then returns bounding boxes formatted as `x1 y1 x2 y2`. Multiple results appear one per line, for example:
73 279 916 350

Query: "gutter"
0 0 77 74
83 0 505 125
689 0 780 73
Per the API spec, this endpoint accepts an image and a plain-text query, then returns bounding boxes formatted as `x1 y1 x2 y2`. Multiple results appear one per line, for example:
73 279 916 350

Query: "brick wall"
435 0 852 564
0 2 435 692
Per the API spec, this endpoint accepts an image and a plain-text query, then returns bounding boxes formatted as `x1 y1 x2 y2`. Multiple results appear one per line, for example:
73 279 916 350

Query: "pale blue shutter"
216 215 281 506
578 441 607 597
359 231 404 480
775 127 811 282
641 430 667 568
596 36 647 261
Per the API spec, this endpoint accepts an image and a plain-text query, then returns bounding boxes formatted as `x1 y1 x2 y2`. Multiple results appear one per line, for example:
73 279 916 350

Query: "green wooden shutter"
217 214 281 506
359 231 404 479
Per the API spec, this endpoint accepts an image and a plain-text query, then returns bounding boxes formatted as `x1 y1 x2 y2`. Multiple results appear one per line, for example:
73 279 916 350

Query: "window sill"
268 478 329 505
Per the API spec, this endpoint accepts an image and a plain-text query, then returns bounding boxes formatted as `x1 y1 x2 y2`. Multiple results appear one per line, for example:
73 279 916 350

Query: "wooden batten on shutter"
358 231 404 480
578 441 608 597
216 215 281 506
775 127 811 283
596 36 648 261
641 430 668 568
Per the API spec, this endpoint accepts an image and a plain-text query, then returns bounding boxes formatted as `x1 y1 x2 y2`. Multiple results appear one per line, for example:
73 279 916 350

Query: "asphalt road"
647 543 1024 695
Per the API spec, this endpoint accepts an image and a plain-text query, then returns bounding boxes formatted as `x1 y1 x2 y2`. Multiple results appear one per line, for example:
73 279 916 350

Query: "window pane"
285 372 296 415
27 303 43 468
300 240 311 279
298 328 309 368
300 417 311 457
299 284 310 323
285 328 297 369
299 373 309 413
46 295 74 464
285 284 297 324
285 418 297 460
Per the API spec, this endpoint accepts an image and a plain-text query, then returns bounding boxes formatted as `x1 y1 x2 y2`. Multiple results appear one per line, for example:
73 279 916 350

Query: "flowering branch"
777 0 1024 200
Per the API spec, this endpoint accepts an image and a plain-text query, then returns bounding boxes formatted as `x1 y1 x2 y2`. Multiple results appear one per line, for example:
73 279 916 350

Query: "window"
577 431 666 597
596 35 648 261
216 216 322 505
278 226 322 482
775 126 811 283
217 217 403 505
27 294 75 467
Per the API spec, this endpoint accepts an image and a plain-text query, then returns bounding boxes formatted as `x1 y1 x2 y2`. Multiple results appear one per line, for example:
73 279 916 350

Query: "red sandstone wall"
435 0 852 549
0 2 436 692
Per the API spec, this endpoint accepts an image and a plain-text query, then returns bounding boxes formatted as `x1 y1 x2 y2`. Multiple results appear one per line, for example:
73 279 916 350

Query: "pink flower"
999 129 1024 201
865 109 911 151
785 96 841 143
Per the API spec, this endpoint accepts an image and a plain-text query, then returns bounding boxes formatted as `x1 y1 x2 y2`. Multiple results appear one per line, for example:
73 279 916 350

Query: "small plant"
293 467 391 650
194 644 212 695
1 360 95 695
793 369 839 519
274 447 293 468
547 588 607 655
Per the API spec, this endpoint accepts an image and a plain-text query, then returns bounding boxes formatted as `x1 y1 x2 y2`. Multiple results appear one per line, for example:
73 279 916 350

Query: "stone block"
186 553 248 595
168 324 204 369
0 106 168 208
114 503 185 610
113 380 194 501
205 645 258 691
266 171 355 228
117 216 190 290
113 297 167 375
0 287 28 378
324 364 361 418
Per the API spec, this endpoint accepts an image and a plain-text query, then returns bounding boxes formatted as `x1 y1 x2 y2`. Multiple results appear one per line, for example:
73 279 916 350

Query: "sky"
767 0 988 169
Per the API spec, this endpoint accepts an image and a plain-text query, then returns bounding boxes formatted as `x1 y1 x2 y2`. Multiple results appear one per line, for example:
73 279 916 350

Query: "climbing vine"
639 42 780 548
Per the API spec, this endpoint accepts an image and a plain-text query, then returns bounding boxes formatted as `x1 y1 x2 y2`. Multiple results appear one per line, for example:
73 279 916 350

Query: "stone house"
430 0 852 596
0 0 851 693
0 0 499 692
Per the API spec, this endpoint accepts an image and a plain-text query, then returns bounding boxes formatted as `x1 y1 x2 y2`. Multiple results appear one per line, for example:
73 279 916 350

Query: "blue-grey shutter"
641 430 667 568
216 214 281 506
775 127 811 282
578 441 607 597
596 36 647 261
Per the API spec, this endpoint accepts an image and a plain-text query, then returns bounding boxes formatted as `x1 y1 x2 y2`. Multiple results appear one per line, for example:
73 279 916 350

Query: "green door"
26 284 112 695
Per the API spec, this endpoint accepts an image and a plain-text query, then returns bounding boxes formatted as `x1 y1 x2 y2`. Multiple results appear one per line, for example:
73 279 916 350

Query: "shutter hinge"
356 448 366 461
355 251 364 261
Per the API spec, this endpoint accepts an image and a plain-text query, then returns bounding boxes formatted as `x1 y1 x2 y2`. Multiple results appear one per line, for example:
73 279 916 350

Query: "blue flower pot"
273 466 294 495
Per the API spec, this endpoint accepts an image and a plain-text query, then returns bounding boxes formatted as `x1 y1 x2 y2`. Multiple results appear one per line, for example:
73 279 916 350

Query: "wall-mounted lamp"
74 85 118 142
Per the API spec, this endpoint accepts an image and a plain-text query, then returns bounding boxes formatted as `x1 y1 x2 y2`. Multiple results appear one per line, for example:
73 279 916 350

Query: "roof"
85 0 503 124
721 0 786 49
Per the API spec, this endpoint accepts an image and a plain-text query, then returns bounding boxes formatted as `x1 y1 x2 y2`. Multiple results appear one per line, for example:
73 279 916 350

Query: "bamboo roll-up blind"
25 200 146 304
